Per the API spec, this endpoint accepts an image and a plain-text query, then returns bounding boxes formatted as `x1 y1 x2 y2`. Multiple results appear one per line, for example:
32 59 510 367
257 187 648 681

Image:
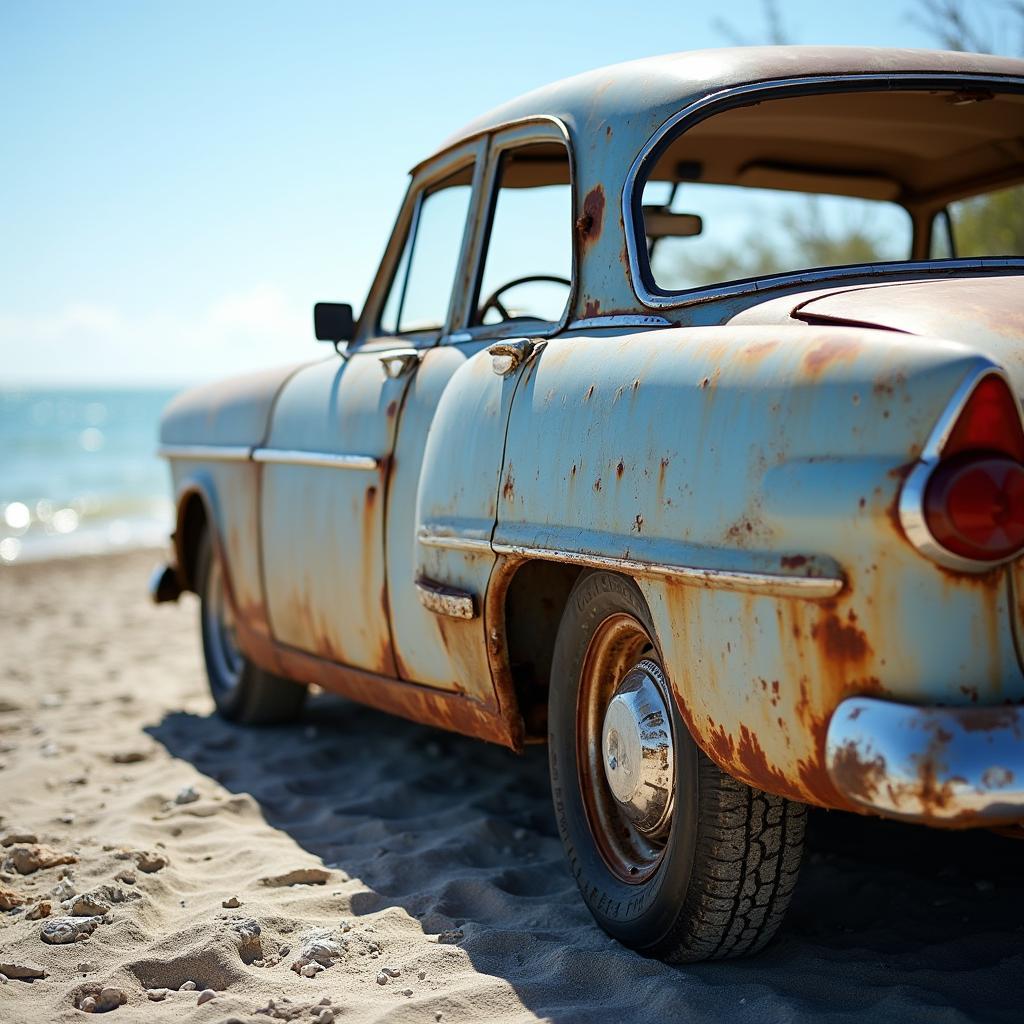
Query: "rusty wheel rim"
576 613 675 885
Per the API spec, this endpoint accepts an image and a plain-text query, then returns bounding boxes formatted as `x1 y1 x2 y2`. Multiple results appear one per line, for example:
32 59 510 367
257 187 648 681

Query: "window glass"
637 86 1024 293
643 181 911 292
935 184 1024 259
475 143 572 326
378 166 473 335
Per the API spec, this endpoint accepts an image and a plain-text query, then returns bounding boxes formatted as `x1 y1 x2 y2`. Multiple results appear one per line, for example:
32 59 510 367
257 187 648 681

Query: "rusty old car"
152 46 1024 960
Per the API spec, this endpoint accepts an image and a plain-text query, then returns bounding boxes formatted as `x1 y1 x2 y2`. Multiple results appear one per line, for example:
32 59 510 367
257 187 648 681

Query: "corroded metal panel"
496 322 1024 809
259 352 406 675
386 342 521 715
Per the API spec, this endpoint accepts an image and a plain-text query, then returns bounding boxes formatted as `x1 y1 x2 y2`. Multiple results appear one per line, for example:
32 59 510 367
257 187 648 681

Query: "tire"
197 530 307 725
548 570 806 961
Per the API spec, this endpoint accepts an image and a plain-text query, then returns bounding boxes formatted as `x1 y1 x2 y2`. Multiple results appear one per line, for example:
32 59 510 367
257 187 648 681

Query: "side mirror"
642 207 703 239
314 302 355 343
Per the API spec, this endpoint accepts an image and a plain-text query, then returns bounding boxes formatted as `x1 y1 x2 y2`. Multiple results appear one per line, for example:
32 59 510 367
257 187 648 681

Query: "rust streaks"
576 184 605 249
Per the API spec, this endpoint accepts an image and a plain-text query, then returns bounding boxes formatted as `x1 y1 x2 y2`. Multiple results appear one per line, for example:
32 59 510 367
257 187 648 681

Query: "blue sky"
0 0 1007 385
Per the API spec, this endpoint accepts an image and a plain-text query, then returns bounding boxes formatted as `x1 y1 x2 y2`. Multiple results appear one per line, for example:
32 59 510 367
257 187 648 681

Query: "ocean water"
0 388 182 563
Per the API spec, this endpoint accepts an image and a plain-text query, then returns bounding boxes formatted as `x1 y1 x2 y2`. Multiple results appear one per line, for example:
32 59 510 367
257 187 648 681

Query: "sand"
1 550 1023 1022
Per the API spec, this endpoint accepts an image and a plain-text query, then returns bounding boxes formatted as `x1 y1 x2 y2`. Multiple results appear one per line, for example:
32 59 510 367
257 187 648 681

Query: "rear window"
636 85 1024 295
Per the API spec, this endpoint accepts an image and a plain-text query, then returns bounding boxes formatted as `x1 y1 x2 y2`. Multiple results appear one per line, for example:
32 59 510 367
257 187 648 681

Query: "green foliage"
951 184 1024 257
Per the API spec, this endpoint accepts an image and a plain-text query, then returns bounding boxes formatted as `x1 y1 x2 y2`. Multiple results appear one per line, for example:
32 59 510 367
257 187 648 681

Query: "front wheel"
548 571 806 961
197 531 307 725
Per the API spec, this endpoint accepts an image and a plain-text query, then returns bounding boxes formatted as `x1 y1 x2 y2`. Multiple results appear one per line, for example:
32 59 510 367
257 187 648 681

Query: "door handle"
488 338 544 377
378 348 421 379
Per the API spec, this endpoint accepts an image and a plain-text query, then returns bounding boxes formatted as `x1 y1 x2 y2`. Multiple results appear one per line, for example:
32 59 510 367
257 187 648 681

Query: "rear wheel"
197 530 307 725
548 571 806 961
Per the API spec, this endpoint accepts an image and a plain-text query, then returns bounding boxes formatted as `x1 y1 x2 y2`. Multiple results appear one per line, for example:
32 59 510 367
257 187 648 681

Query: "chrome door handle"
378 348 421 379
488 338 542 377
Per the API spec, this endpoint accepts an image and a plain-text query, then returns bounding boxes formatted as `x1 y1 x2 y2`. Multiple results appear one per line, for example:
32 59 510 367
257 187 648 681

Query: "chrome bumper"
149 562 183 604
825 697 1024 826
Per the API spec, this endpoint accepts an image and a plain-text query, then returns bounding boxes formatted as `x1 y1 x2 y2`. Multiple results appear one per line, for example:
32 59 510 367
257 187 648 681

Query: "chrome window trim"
567 314 672 330
252 448 380 471
622 72 1024 311
896 360 1024 573
158 444 252 462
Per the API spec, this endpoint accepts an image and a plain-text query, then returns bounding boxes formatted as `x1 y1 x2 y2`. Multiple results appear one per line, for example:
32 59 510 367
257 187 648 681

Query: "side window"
379 165 473 335
474 142 572 326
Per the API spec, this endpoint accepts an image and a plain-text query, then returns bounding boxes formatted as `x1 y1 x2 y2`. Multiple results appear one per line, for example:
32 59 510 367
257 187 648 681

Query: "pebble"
41 915 101 944
418 970 427 980
0 973 6 984
51 879 76 902
382 966 401 977
197 988 215 1004
146 988 168 1001
437 928 464 944
315 1010 335 1024
25 901 51 919
0 831 38 847
175 785 200 805
376 971 389 986
74 985 126 1013
179 980 197 991
0 883 28 910
132 850 168 873
0 960 48 980
114 871 136 885
111 750 148 764
402 988 413 997
436 1013 443 1022
63 894 111 917
222 896 241 908
300 963 322 978
77 962 99 973
4 843 78 875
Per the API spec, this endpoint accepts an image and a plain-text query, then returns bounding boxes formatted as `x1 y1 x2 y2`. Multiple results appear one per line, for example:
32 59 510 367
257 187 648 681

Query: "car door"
259 139 484 675
385 120 576 702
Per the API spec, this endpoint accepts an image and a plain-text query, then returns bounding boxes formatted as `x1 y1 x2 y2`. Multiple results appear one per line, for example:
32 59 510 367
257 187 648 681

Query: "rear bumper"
149 562 183 604
825 697 1024 827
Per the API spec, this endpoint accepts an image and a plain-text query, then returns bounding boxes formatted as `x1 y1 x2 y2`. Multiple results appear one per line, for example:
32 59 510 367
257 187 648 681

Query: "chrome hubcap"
601 659 675 836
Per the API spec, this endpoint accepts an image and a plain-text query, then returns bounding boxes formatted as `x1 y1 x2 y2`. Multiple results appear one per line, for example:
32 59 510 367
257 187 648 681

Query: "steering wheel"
479 274 571 323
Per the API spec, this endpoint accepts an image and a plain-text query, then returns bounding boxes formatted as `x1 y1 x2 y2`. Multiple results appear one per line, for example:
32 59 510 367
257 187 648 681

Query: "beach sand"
1 550 1023 1022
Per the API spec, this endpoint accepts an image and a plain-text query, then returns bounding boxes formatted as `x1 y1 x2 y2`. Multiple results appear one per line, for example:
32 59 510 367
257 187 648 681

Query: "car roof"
424 46 1024 167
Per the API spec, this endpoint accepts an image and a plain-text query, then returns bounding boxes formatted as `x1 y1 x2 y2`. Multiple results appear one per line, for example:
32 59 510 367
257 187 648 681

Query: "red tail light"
923 373 1024 564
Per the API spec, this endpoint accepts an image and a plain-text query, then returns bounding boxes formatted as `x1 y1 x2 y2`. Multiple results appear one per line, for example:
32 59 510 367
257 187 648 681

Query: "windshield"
637 85 1024 295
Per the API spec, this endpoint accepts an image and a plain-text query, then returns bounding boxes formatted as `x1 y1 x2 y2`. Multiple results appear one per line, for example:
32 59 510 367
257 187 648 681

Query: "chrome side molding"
252 448 380 471
415 577 478 620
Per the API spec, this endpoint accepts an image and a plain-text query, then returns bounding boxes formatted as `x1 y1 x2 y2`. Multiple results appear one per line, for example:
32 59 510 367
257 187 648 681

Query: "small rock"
382 966 401 978
132 850 168 873
179 979 197 991
197 988 215 1004
41 916 101 943
77 962 99 973
418 970 426 980
59 814 75 825
230 918 262 946
4 843 77 875
174 785 200 805
0 883 28 910
222 896 241 908
300 963 322 978
73 984 126 1013
436 1013 443 1022
0 960 47 980
315 1010 335 1024
146 988 168 1001
25 901 51 919
97 987 126 1012
111 751 148 764
260 867 330 887
63 894 111 917
278 944 290 957
51 878 76 902
376 971 389 985
114 871 136 885
80 996 97 1012
437 928 464 944
0 973 6 984
0 831 38 847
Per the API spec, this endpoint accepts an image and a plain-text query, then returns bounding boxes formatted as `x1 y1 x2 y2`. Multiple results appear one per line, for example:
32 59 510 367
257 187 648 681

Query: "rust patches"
811 608 871 663
912 725 956 817
632 514 643 534
593 477 602 493
569 464 577 479
576 184 605 249
615 460 625 479
957 707 1022 733
736 725 793 792
780 554 807 570
386 399 398 418
959 685 980 704
740 339 779 363
502 464 515 502
802 337 863 376
830 741 887 803
584 298 601 318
